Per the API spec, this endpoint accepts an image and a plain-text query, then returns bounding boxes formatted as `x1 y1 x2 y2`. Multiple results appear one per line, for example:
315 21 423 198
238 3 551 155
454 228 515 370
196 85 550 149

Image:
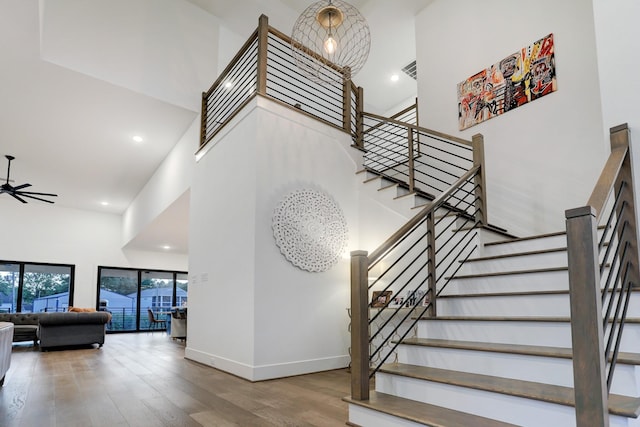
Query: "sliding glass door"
98 267 188 332
98 268 139 332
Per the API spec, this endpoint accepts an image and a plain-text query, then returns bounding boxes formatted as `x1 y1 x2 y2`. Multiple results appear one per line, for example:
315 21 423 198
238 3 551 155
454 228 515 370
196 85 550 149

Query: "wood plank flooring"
0 333 350 427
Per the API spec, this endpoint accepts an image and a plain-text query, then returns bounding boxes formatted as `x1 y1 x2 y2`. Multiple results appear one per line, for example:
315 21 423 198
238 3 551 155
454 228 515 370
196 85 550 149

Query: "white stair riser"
460 251 567 275
436 293 570 317
481 234 567 256
375 373 576 427
417 320 640 353
396 345 640 397
348 405 425 427
375 373 633 427
441 270 569 294
361 176 456 223
436 292 640 318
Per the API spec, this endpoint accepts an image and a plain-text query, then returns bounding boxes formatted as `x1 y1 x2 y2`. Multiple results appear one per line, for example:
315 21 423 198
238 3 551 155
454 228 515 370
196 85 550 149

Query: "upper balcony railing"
199 15 361 152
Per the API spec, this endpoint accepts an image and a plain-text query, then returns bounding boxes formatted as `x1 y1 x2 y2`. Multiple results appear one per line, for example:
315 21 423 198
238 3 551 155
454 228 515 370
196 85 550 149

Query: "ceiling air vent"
401 60 417 80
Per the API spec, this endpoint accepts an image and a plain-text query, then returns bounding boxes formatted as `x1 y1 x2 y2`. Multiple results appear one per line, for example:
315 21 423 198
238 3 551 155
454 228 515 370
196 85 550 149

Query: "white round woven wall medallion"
272 189 348 272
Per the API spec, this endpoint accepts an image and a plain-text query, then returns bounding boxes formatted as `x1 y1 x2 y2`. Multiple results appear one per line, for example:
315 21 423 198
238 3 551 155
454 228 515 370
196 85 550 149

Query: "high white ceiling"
0 0 431 254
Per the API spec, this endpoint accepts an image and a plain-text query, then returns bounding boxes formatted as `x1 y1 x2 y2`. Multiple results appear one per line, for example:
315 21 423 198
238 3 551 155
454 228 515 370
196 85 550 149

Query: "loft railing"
565 124 639 426
361 112 477 200
350 131 486 400
199 15 362 152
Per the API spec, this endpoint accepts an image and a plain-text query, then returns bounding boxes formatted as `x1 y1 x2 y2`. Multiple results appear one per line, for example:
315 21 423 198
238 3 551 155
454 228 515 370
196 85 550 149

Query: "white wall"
0 200 187 308
592 0 640 224
187 98 259 377
416 0 606 236
122 117 199 248
187 97 360 380
40 0 220 111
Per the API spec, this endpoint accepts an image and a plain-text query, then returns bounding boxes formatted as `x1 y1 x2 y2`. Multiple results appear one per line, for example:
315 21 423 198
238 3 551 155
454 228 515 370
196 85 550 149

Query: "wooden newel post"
355 87 364 149
472 134 487 226
426 213 437 317
565 206 610 427
200 92 207 148
256 14 269 96
350 250 370 400
342 70 352 134
408 128 415 193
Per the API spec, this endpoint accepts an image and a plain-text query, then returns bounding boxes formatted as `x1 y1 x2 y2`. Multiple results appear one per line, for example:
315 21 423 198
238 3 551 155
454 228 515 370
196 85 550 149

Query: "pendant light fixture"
291 0 371 84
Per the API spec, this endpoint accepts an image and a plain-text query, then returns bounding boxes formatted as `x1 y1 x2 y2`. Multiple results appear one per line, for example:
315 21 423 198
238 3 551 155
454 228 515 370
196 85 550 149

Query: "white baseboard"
185 346 349 381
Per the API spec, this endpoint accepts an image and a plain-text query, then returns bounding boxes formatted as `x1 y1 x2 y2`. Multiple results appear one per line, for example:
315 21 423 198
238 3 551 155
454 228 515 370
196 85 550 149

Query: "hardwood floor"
0 333 351 427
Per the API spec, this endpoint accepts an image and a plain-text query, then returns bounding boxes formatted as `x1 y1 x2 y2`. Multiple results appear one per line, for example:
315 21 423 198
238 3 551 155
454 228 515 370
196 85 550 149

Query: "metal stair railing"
565 123 639 426
350 132 487 401
361 112 476 200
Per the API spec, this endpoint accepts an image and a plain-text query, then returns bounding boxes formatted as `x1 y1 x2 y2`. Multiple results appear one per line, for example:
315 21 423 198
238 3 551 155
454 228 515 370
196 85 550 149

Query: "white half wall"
187 96 360 380
0 200 187 308
416 0 606 236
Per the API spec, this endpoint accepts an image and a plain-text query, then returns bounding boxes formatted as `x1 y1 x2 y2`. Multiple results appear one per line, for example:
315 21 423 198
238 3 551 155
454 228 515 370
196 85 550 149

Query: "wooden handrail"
587 126 630 219
362 111 473 147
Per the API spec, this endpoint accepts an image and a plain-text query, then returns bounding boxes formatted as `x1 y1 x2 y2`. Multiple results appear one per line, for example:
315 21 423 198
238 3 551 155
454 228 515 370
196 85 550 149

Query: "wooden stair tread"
417 315 571 322
463 247 567 263
416 315 640 323
450 266 568 280
438 289 568 298
379 363 640 418
438 288 640 299
399 338 640 365
343 391 519 427
484 231 567 247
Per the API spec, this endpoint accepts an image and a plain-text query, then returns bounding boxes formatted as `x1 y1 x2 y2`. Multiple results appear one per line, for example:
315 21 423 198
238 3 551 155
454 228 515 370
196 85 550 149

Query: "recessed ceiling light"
132 135 143 143
390 74 400 82
162 245 171 250
100 201 109 206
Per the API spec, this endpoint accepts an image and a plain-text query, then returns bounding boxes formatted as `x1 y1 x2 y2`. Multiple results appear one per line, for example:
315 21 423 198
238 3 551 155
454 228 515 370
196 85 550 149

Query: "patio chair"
147 309 167 331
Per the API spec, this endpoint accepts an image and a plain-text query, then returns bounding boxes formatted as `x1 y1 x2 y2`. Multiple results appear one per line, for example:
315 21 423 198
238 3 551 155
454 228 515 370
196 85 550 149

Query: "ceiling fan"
1 155 58 204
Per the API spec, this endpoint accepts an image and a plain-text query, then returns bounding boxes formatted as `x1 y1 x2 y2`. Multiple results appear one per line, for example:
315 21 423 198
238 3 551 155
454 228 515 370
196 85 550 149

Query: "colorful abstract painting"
457 33 557 130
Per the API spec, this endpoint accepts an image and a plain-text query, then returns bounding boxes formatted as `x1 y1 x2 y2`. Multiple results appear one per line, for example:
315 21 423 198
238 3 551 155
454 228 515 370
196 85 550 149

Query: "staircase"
345 228 640 427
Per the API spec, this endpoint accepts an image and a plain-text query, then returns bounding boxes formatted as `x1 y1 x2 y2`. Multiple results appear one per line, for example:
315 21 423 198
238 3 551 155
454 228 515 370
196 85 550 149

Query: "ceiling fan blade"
13 183 31 190
19 193 55 204
10 192 27 203
16 190 58 197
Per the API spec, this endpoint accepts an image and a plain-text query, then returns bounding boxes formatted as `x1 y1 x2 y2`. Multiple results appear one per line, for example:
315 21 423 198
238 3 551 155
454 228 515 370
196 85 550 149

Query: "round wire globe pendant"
291 0 371 84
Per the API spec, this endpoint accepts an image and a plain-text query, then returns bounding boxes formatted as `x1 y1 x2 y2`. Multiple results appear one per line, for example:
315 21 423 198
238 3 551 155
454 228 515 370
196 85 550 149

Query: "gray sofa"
0 312 111 350
0 322 12 386
0 313 39 344
38 312 110 350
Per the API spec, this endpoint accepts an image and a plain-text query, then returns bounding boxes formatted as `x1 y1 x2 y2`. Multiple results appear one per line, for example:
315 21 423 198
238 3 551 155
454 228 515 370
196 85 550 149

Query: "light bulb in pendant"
324 35 337 54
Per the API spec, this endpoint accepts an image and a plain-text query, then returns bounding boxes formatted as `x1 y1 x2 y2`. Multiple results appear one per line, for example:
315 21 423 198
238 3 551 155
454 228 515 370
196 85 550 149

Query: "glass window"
0 261 74 313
